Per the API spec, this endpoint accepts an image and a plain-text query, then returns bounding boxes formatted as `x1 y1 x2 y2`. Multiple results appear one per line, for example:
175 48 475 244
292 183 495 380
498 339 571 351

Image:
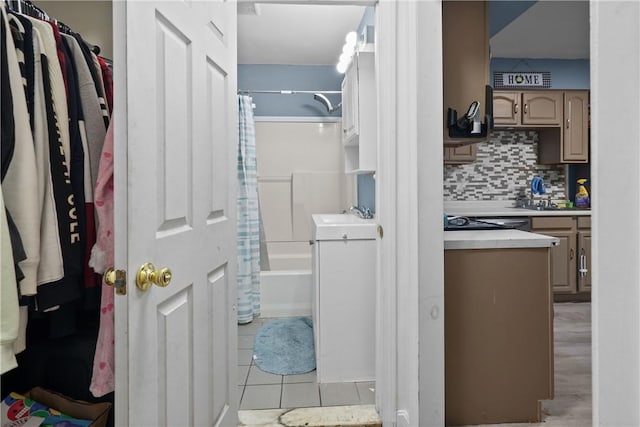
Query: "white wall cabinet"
342 50 376 174
311 228 376 383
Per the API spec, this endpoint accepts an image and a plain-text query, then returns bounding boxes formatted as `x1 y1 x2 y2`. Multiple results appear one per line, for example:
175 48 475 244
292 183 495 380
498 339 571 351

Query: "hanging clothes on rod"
0 0 114 401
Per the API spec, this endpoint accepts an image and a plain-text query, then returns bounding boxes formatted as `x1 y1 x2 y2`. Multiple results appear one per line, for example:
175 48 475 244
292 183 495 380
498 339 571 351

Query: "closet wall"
32 1 112 58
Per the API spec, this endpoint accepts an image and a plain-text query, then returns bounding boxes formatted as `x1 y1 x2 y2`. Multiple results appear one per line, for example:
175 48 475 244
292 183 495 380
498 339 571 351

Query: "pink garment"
89 120 115 397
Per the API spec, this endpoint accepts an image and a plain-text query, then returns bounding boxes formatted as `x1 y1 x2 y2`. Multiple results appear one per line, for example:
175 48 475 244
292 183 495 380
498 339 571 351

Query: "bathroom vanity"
311 214 377 383
444 229 558 425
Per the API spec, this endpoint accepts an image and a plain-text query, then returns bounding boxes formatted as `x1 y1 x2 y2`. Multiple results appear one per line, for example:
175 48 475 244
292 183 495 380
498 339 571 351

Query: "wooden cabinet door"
442 1 490 144
444 144 477 164
493 91 521 126
522 91 563 125
531 229 577 294
563 91 589 162
578 231 592 292
548 230 578 294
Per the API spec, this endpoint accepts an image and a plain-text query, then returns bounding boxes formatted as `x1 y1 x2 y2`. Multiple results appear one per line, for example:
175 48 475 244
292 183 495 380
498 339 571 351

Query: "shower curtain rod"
238 90 341 95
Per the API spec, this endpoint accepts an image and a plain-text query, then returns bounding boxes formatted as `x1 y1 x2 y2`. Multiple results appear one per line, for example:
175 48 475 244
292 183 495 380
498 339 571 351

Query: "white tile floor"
237 317 376 410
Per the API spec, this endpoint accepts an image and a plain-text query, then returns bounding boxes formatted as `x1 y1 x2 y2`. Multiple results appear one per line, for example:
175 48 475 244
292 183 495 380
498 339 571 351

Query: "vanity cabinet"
493 91 563 127
531 215 591 299
311 226 376 383
342 50 376 174
444 144 477 164
442 1 490 146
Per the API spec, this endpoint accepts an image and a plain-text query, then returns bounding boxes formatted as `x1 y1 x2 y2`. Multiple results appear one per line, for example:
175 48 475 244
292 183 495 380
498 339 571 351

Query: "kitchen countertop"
444 201 591 217
444 229 559 250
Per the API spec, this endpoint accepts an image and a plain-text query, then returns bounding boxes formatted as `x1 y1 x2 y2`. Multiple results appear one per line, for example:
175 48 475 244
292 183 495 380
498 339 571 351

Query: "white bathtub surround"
256 121 355 249
255 121 356 322
260 270 312 318
259 242 313 318
265 241 312 270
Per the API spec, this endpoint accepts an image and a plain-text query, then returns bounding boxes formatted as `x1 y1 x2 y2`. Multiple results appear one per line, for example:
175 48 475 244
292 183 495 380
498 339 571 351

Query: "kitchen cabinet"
538 90 589 163
444 144 477 164
562 91 590 162
342 50 376 174
442 1 491 146
577 216 591 292
531 215 591 299
494 91 563 127
492 89 589 164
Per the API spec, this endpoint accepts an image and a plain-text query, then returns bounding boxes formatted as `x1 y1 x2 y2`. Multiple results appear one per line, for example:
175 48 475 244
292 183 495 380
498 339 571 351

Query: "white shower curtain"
237 95 261 324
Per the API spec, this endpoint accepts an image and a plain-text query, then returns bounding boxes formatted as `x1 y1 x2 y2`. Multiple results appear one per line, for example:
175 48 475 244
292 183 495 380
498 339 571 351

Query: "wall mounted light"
336 31 358 74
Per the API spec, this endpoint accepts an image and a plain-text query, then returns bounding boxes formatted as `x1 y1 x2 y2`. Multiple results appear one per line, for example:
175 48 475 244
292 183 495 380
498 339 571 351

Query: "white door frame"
590 2 640 426
376 2 444 426
112 1 128 418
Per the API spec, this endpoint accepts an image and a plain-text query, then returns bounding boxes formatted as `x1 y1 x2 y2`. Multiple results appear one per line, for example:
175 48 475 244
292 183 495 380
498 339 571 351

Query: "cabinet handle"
566 118 570 129
579 248 588 277
579 254 588 278
514 103 518 115
570 248 574 260
524 103 528 114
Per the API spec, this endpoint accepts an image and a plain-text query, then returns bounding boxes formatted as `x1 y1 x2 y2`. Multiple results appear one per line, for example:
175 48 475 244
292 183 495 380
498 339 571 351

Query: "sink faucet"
349 205 373 219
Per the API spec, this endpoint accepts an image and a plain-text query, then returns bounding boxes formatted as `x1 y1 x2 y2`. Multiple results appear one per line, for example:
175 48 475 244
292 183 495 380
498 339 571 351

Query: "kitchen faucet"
348 205 373 219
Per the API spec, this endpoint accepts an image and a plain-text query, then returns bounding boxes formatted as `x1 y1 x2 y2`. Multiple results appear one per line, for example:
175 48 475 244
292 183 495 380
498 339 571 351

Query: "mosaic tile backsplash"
444 130 566 201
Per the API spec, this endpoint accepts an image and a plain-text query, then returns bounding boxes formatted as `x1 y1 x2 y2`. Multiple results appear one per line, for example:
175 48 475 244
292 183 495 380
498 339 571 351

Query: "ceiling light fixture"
336 31 358 74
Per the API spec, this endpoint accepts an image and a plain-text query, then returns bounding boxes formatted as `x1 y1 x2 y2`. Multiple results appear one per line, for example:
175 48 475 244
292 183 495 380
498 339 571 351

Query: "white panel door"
114 1 237 426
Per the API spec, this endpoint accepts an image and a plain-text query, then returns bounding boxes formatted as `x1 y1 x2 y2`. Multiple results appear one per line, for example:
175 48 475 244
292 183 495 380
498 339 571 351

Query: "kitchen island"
445 201 592 301
445 229 558 426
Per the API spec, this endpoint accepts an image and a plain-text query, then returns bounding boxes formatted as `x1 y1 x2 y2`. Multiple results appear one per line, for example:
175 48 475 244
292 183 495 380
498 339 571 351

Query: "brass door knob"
136 263 172 291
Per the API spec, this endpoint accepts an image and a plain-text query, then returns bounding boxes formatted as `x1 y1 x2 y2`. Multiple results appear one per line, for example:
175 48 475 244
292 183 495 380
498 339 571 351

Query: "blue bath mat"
253 317 316 375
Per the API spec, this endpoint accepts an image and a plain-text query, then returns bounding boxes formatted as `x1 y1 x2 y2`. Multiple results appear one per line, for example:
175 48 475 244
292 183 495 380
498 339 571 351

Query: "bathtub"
260 269 312 318
259 245 313 317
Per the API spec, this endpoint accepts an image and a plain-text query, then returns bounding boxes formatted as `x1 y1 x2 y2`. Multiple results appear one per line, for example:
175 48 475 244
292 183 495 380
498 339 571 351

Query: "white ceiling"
237 1 590 65
237 3 366 65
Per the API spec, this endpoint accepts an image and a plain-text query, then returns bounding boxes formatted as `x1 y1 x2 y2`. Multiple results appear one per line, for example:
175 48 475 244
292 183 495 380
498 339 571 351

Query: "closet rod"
238 90 341 95
5 0 102 55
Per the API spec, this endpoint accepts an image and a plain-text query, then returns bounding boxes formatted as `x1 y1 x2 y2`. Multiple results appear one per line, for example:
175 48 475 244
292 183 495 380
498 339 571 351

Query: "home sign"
493 71 551 89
